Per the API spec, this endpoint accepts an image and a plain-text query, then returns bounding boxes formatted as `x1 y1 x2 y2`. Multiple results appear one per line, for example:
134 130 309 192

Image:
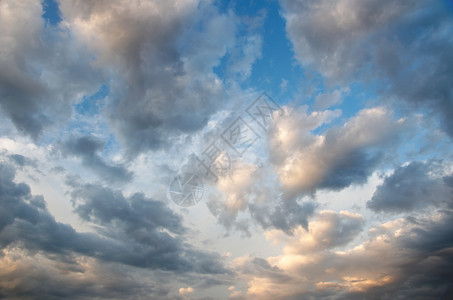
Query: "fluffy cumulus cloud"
205 158 316 234
203 104 407 235
59 135 133 183
0 0 249 156
279 0 453 137
57 0 237 156
227 153 453 299
269 106 405 196
0 0 102 139
233 209 453 299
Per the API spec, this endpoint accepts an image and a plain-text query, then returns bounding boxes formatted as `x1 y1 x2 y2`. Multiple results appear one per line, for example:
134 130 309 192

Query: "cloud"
279 0 453 138
0 0 103 139
1 0 264 158
2 1 452 298
266 210 365 254
204 105 407 234
69 182 185 238
0 162 228 275
8 154 38 169
206 159 316 234
56 0 240 156
60 135 133 183
235 209 453 299
66 181 230 275
200 106 337 233
179 287 194 295
249 196 317 235
225 33 263 81
312 88 347 111
269 106 405 197
207 162 259 234
367 161 453 213
0 249 173 300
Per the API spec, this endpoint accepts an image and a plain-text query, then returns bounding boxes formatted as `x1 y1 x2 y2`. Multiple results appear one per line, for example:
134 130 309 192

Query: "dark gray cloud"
0 162 229 276
235 257 291 282
318 149 383 191
0 250 174 300
280 0 453 138
249 198 317 234
0 0 251 158
57 0 239 157
8 154 38 168
60 135 133 183
71 184 183 236
0 0 103 139
367 161 453 213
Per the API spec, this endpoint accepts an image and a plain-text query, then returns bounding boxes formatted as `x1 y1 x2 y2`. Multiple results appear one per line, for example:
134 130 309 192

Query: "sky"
1 0 453 299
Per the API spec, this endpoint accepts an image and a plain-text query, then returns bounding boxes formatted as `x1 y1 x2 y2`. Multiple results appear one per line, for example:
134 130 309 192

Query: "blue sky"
1 0 453 299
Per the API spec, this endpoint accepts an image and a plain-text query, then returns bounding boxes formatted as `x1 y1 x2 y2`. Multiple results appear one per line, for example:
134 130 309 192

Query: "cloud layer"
1 0 453 299
0 161 231 298
280 0 453 137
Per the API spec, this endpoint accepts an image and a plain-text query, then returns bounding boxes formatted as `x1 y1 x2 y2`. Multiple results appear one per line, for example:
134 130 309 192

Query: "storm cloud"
367 161 453 213
60 135 133 183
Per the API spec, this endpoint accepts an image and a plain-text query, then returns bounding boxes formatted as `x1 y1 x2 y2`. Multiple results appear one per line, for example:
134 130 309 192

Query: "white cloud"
269 106 405 197
235 208 453 299
267 210 365 254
